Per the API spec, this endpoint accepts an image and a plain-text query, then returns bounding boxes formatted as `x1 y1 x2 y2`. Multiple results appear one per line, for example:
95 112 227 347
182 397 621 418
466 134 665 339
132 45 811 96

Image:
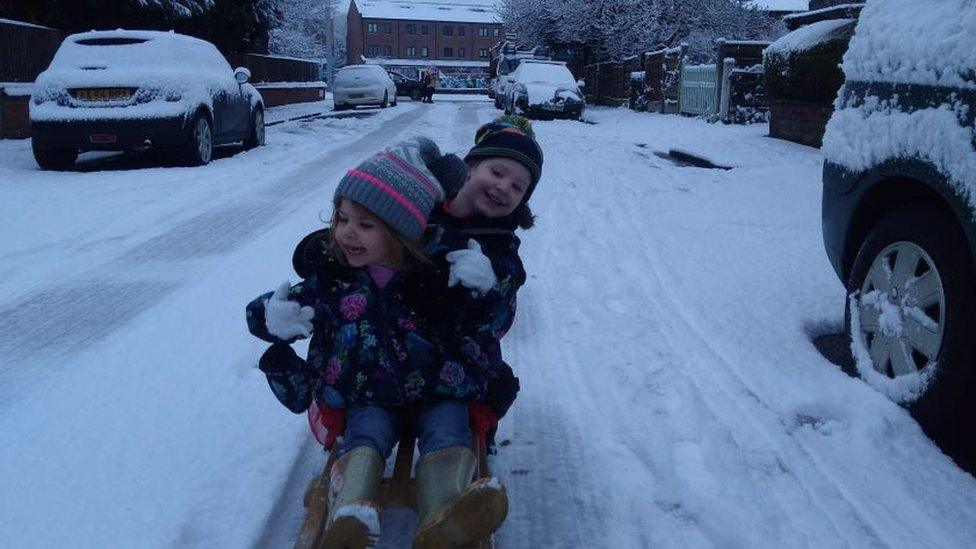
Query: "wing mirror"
577 79 585 88
234 67 251 84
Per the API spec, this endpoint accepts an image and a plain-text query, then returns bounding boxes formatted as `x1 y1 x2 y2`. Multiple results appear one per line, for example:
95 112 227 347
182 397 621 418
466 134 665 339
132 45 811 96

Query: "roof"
746 0 809 11
355 0 501 24
364 57 489 68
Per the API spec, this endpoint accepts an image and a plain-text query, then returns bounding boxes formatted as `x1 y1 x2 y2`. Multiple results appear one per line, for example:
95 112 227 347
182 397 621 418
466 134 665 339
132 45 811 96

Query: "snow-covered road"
1 98 974 548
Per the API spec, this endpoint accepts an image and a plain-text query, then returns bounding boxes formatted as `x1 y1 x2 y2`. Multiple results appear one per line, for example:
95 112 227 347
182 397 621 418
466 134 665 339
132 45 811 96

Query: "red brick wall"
769 101 835 148
1 94 31 139
347 2 364 64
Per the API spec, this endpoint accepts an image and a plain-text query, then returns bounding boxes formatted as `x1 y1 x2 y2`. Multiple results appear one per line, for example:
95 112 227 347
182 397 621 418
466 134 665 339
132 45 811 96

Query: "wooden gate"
679 64 718 116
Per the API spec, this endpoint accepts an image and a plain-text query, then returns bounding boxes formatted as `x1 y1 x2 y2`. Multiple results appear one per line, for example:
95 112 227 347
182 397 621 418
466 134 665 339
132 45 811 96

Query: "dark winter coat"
247 258 491 411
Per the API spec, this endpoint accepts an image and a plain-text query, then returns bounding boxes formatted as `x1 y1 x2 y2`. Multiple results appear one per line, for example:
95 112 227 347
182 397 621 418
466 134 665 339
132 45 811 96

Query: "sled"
293 419 496 549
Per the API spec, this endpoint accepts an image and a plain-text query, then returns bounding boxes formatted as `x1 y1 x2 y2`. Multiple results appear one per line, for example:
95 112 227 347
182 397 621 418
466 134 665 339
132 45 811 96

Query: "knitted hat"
464 115 544 203
334 137 446 241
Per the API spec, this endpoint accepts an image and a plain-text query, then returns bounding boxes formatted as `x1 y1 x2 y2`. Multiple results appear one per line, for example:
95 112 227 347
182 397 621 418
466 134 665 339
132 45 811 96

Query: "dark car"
30 30 264 170
820 0 976 433
388 70 424 101
503 60 585 121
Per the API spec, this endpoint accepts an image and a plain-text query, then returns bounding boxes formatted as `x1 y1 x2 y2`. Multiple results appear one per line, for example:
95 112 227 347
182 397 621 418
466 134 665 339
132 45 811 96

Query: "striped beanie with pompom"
464 115 544 202
334 137 446 241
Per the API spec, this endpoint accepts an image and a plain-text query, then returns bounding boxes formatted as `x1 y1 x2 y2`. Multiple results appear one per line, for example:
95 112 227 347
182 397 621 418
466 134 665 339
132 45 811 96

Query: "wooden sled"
294 426 495 549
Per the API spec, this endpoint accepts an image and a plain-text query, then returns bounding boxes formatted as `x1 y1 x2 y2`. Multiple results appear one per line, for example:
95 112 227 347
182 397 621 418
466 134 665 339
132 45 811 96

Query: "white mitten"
264 281 314 340
446 239 498 294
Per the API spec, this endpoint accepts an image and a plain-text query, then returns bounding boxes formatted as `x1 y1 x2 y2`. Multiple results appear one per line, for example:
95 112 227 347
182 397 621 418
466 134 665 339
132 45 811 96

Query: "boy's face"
461 157 531 218
333 198 403 268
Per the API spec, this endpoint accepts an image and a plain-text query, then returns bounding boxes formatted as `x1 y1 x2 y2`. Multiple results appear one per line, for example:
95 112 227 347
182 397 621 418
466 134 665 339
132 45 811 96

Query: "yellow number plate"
74 88 132 102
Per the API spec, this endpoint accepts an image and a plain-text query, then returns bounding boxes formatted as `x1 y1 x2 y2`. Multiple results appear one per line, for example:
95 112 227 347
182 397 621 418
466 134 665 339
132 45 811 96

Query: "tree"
498 0 782 64
269 0 346 62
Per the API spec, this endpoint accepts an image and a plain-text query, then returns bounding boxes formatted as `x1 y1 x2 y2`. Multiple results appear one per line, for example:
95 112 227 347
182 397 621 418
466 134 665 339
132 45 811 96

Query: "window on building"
443 25 453 36
443 47 453 57
421 25 429 35
458 47 466 58
422 46 429 57
479 48 489 58
492 28 500 36
367 23 378 33
406 46 416 57
383 45 391 56
458 26 466 36
384 23 392 34
406 24 415 35
478 27 487 37
367 45 378 56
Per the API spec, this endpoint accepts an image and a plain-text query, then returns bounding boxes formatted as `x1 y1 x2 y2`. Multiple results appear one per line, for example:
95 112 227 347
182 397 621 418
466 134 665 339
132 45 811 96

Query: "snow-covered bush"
763 19 856 105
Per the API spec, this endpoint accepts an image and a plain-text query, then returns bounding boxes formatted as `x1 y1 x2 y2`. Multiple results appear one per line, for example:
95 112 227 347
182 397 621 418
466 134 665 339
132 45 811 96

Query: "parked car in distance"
504 60 585 120
30 29 264 170
388 70 424 101
820 0 976 434
333 64 397 111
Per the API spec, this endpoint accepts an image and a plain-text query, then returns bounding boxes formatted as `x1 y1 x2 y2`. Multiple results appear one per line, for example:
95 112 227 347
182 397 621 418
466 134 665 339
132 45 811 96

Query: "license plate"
89 134 117 144
73 88 132 102
349 93 366 99
542 103 563 111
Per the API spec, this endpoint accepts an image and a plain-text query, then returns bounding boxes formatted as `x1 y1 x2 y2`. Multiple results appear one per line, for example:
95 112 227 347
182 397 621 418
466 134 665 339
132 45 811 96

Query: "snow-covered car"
504 60 585 121
820 0 976 432
30 30 265 170
332 64 397 111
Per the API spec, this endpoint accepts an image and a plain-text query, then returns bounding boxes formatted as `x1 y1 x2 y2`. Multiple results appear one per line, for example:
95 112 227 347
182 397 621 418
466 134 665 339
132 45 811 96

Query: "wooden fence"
0 20 64 82
226 53 321 84
631 44 687 114
582 55 642 107
680 64 718 116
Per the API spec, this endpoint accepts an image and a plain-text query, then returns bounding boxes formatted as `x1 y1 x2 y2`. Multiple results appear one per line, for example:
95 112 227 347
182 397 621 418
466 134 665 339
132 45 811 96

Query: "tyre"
243 107 265 149
32 141 77 171
392 94 398 107
182 113 213 166
494 96 503 110
333 103 348 111
845 204 976 429
380 92 389 108
503 96 512 115
410 89 422 101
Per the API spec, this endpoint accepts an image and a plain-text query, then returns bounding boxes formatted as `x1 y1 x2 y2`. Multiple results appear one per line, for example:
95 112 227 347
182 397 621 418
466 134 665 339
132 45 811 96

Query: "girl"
246 138 509 548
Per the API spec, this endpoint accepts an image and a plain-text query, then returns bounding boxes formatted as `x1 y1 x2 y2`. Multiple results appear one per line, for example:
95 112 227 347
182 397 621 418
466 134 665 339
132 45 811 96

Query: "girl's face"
333 198 404 268
458 157 531 218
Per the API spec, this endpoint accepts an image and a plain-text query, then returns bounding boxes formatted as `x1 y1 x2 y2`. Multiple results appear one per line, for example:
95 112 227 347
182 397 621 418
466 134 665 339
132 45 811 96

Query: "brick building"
346 0 504 80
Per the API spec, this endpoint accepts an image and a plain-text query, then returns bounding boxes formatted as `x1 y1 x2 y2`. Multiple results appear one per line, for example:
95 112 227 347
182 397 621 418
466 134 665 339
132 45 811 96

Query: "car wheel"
32 141 77 171
333 103 347 111
845 204 976 429
504 97 512 115
183 113 213 166
380 92 389 108
392 93 398 107
410 89 422 101
243 107 265 149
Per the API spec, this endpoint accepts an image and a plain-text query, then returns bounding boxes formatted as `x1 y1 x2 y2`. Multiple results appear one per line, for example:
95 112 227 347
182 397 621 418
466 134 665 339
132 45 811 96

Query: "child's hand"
264 281 314 340
446 239 498 294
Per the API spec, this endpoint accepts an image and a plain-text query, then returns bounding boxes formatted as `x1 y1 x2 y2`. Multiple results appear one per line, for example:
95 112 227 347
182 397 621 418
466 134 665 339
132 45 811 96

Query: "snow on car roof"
764 18 855 57
357 0 500 24
745 0 808 11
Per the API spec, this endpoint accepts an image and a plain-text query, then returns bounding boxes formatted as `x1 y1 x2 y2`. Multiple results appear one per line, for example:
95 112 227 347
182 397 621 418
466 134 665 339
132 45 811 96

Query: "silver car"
332 65 398 111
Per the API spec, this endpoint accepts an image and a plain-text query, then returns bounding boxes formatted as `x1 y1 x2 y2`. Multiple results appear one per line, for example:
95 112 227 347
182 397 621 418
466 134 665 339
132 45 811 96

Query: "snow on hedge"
764 18 855 58
31 30 245 122
822 0 976 211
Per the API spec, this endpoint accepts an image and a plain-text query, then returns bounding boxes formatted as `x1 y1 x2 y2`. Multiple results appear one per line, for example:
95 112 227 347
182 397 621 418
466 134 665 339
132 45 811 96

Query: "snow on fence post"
719 57 734 122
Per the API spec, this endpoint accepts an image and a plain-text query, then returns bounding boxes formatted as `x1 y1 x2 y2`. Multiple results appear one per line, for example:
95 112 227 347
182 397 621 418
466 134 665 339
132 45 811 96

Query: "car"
388 70 424 101
503 60 585 120
30 29 264 170
332 64 397 111
820 0 976 433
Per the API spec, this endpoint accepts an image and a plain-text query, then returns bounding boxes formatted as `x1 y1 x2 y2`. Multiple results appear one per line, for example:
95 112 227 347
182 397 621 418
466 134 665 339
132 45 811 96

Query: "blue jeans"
339 400 471 459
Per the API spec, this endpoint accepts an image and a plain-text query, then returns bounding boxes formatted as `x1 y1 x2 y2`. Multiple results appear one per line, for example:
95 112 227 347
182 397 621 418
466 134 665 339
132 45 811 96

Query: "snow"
764 18 854 57
822 0 976 211
357 0 500 24
746 0 809 11
31 30 244 122
2 96 976 547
